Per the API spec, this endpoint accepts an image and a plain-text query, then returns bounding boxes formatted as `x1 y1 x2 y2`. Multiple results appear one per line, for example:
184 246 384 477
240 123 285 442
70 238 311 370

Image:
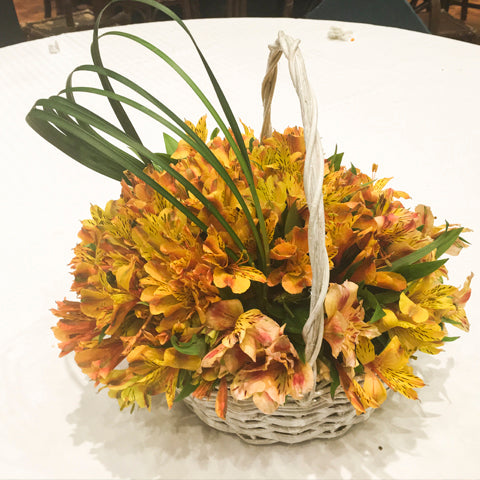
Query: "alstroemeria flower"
229 334 313 414
201 309 313 415
51 300 99 356
267 226 312 294
203 226 266 294
323 281 379 367
406 274 473 332
357 336 425 403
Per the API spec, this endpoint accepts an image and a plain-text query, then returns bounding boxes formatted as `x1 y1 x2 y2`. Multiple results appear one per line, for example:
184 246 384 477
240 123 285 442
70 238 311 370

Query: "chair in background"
283 0 294 16
443 0 480 21
44 0 75 27
226 0 247 16
284 0 323 17
305 0 430 33
0 0 26 47
90 0 199 20
412 0 478 40
229 0 312 18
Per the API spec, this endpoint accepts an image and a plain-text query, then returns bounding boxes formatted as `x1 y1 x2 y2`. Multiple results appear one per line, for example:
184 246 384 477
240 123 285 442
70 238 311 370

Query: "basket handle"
260 31 330 370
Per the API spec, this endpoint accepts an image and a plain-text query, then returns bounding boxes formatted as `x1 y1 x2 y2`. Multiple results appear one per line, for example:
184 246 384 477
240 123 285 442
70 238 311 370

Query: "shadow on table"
66 354 454 479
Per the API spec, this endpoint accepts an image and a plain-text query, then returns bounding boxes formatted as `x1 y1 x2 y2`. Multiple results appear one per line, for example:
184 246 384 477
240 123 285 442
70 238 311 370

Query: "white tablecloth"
1 17 479 479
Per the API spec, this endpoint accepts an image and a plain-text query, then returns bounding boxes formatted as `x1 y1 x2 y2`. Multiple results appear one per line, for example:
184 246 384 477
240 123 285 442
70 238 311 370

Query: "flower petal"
215 378 228 419
252 391 279 414
205 299 244 331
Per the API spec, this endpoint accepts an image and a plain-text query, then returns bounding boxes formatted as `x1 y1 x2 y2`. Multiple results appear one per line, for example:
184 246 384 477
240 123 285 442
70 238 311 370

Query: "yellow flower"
357 336 425 401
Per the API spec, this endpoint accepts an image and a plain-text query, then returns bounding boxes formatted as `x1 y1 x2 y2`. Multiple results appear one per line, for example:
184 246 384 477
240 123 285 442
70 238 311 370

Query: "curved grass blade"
90 0 270 271
57 85 260 264
28 107 200 224
26 114 125 181
27 102 250 264
35 96 251 261
62 63 264 265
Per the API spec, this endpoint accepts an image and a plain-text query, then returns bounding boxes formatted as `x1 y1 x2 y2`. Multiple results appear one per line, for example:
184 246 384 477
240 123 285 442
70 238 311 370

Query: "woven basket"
183 32 373 445
183 380 373 445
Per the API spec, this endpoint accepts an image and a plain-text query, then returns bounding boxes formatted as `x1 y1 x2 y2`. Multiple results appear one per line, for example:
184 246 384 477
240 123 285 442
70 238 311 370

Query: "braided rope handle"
260 32 330 374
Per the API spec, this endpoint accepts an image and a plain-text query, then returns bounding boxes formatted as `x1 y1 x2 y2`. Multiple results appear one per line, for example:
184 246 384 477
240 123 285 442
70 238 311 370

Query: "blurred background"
3 0 480 47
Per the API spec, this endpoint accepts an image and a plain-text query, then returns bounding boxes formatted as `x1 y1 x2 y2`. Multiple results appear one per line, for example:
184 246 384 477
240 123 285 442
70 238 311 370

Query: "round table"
1 17 479 479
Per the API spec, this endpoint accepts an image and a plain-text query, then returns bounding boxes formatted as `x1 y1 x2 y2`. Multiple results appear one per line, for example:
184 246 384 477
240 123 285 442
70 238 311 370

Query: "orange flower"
323 281 379 367
201 309 313 415
267 226 312 294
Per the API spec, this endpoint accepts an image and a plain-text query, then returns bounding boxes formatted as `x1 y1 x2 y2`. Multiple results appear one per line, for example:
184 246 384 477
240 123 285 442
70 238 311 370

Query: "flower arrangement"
28 0 472 429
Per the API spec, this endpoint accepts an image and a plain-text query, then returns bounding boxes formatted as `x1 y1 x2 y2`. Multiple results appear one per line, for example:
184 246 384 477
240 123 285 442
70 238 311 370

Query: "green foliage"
171 334 207 357
442 336 460 342
395 259 448 283
284 201 302 236
174 371 198 403
26 0 270 273
327 146 343 171
163 133 178 156
386 227 463 272
357 285 386 323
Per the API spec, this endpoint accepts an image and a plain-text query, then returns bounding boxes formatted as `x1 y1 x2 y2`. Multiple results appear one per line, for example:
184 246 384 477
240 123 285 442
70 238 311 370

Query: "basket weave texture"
184 381 372 444
184 31 371 445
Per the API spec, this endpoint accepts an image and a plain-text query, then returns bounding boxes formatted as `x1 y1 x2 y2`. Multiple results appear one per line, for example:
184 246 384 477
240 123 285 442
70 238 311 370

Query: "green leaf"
327 146 343 171
441 316 463 327
268 295 307 360
98 325 109 343
329 364 340 399
387 227 463 271
354 364 364 376
350 163 357 175
374 291 401 305
357 286 386 323
210 127 220 140
435 228 463 258
171 334 207 357
370 304 386 323
284 201 302 235
174 371 197 403
442 336 460 342
395 258 448 283
287 302 310 334
163 132 178 156
288 333 306 363
267 296 309 335
29 0 271 273
174 381 198 402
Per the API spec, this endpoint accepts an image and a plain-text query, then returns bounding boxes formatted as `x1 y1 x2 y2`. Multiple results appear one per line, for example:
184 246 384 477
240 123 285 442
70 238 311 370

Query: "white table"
1 17 479 480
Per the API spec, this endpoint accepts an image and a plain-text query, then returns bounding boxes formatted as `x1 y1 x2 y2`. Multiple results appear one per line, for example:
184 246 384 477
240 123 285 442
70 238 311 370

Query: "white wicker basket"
184 31 372 445
183 381 373 445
